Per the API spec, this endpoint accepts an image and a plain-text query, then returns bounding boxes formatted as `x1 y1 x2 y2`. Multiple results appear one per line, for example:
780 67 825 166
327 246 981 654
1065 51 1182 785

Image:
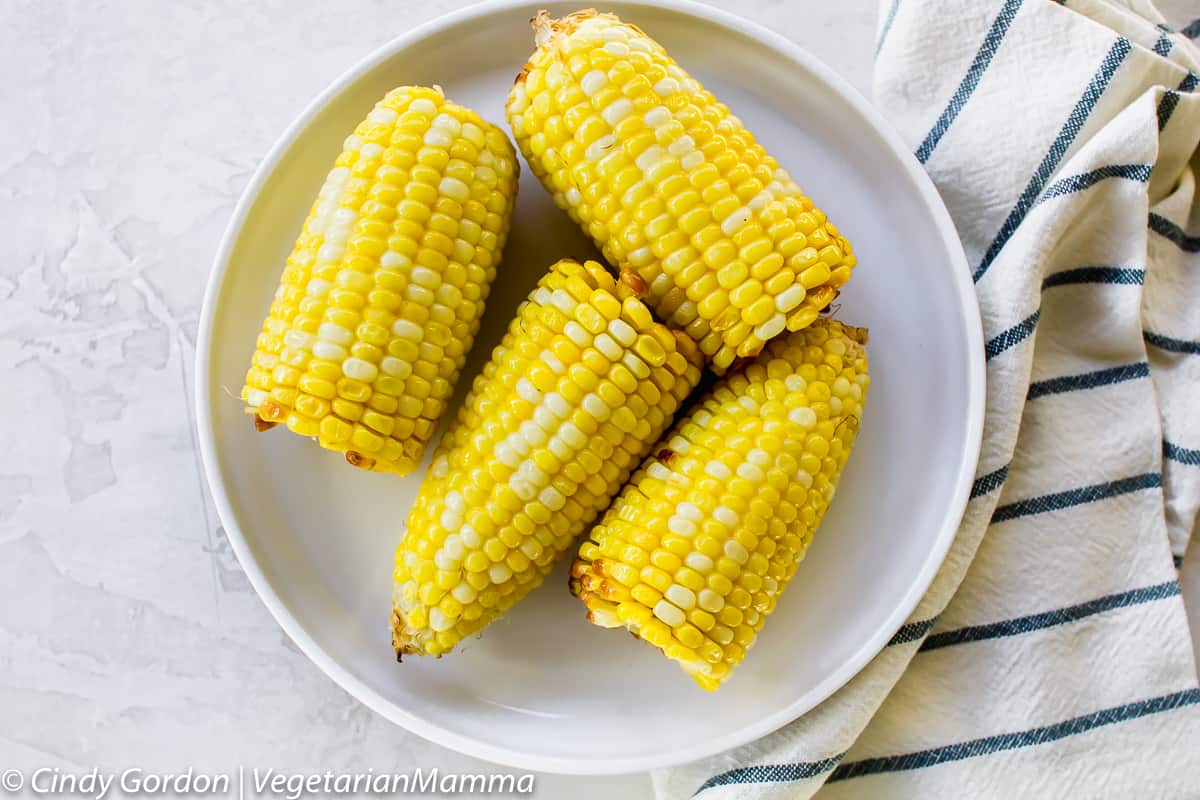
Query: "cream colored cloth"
656 1 1200 796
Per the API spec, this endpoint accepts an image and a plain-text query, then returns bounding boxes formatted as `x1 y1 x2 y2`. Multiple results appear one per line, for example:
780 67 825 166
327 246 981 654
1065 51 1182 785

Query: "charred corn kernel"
241 85 518 475
508 11 855 373
572 319 869 689
392 259 703 657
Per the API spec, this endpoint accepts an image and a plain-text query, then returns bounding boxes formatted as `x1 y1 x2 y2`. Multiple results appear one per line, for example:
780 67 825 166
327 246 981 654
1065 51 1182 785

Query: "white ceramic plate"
197 0 984 775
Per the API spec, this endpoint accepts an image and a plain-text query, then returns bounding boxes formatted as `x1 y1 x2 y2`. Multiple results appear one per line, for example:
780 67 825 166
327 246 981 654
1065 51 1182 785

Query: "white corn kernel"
539 486 566 511
451 583 477 604
582 393 610 421
342 357 378 382
423 128 453 148
581 70 608 96
713 506 739 527
668 516 696 537
789 407 817 429
516 378 542 405
546 393 570 419
494 441 520 468
284 330 316 351
736 463 764 483
318 323 353 346
594 333 622 360
380 251 411 269
721 207 752 236
429 607 453 631
775 285 807 312
408 98 437 116
602 98 633 126
724 540 750 564
705 461 732 480
393 319 424 341
635 146 666 171
653 600 685 627
439 176 470 203
755 314 787 342
665 585 696 610
565 321 591 347
380 357 412 379
367 107 398 125
698 589 724 613
312 341 346 362
609 319 637 346
653 78 679 96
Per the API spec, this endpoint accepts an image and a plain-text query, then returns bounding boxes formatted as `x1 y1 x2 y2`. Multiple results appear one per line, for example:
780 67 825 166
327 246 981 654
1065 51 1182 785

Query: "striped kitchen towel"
655 1 1200 797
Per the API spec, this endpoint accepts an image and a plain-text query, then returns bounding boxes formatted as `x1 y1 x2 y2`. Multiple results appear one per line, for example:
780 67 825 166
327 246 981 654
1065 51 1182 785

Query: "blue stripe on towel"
693 754 846 795
919 581 1180 651
1144 331 1200 355
914 0 1024 164
826 689 1200 781
888 618 938 646
985 308 1041 360
1042 266 1144 288
1157 72 1200 130
1026 362 1148 400
975 38 1132 282
1149 213 1200 252
971 463 1010 498
991 473 1161 523
1152 32 1173 55
876 0 902 55
1163 440 1200 466
1155 92 1177 131
1036 164 1151 203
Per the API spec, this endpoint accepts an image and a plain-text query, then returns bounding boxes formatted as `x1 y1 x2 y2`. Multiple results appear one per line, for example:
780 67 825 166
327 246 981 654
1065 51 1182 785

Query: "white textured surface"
0 0 1195 797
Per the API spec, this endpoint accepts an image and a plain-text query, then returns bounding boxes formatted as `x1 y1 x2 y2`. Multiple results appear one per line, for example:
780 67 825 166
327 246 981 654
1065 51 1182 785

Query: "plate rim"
195 0 985 775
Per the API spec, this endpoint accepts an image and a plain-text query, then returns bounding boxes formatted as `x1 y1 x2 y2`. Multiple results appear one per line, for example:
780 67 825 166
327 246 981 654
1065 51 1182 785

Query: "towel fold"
656 1 1200 796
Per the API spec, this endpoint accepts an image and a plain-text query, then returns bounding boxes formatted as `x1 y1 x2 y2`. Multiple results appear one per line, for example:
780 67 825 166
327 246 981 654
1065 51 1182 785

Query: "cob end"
391 604 424 659
258 400 286 423
531 8 601 47
345 451 376 470
821 317 869 346
617 268 648 300
571 321 870 689
845 324 869 345
532 9 555 47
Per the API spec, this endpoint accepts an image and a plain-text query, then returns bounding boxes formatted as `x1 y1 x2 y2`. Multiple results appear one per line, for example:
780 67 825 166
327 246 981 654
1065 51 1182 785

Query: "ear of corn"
571 319 868 689
241 86 519 475
392 259 704 656
507 11 855 372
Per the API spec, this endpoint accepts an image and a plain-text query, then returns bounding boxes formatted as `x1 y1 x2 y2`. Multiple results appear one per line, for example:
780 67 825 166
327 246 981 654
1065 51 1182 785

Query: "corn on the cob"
241 86 519 475
571 319 868 689
393 258 704 656
507 11 856 372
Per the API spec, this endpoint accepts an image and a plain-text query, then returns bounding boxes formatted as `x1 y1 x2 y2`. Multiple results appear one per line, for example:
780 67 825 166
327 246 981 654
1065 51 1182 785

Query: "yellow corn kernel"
242 85 519 475
392 259 703 658
571 319 869 689
508 11 855 371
